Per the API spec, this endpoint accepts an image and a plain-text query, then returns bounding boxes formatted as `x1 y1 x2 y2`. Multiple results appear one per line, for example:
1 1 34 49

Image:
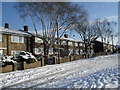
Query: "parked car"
16 51 37 64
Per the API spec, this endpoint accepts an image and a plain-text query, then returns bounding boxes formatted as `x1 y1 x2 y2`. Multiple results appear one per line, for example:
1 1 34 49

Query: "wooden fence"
1 52 110 73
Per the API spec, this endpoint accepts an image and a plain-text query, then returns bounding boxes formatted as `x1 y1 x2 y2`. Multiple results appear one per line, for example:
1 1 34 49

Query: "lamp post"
56 21 60 64
111 35 114 53
73 35 75 56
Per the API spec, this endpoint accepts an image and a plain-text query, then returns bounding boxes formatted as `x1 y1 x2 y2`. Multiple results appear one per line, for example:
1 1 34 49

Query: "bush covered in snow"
16 51 37 64
0 55 17 67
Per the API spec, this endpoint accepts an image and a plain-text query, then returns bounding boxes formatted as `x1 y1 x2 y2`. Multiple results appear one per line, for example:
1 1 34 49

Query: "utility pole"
56 20 60 64
111 35 114 53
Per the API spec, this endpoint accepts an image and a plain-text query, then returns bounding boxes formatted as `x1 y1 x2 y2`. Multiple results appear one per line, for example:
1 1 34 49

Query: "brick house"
0 23 31 56
0 23 88 58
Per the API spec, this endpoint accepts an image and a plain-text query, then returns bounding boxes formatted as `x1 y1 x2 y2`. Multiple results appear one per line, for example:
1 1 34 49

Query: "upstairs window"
79 43 83 46
35 37 43 43
49 48 53 54
61 41 66 45
68 42 73 46
11 35 24 43
35 48 44 55
75 49 79 55
75 43 78 46
0 50 3 55
0 34 2 42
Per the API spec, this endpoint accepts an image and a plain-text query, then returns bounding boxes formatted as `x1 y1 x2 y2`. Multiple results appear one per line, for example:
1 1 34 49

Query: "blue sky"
2 2 118 44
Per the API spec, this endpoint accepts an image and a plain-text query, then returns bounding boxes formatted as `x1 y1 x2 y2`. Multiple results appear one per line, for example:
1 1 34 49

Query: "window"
35 37 43 43
11 35 24 43
75 43 78 46
19 36 24 43
61 41 66 45
0 34 2 42
69 49 73 55
80 50 83 54
49 48 53 54
35 48 44 55
79 43 82 46
0 50 3 55
11 51 22 57
75 49 79 55
68 42 73 46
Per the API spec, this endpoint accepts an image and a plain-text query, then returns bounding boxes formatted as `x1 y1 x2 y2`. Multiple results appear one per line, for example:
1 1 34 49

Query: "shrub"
26 58 36 64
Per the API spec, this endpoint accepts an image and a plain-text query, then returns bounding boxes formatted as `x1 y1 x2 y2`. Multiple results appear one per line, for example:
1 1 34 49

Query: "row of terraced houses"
0 23 115 58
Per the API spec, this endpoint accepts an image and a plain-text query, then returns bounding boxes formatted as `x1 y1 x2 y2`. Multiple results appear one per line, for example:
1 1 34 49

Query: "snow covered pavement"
0 54 119 88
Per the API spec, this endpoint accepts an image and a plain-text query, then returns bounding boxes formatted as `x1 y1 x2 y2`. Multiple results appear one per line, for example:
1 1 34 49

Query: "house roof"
60 37 83 42
0 27 83 42
0 27 31 37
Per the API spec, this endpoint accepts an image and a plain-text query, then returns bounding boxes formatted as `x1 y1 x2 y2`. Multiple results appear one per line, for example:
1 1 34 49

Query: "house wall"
10 35 27 55
0 34 7 55
1 28 114 57
1 33 28 55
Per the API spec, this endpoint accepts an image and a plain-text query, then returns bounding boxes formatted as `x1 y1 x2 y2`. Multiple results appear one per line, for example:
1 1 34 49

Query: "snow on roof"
61 37 83 42
0 27 83 42
27 30 43 37
0 27 31 36
28 30 83 42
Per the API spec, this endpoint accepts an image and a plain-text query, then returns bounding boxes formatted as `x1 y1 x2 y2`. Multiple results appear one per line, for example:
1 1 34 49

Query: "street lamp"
111 35 114 53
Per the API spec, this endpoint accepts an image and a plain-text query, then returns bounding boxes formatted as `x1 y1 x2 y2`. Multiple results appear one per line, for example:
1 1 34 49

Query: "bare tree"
15 2 88 61
75 18 100 58
95 18 117 52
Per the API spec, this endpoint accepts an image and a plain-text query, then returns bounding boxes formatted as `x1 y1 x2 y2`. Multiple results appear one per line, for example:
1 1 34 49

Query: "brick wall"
1 34 28 55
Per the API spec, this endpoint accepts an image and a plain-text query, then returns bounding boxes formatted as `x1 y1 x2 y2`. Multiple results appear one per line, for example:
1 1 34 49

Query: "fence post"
13 63 17 71
23 61 26 70
69 55 71 61
54 57 57 64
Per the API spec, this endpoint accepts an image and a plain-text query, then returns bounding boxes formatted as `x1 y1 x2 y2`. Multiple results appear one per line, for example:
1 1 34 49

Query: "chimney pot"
5 23 9 28
24 25 28 32
64 34 68 38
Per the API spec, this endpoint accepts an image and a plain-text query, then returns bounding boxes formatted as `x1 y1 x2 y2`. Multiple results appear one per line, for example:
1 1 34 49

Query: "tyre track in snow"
2 62 77 87
4 63 86 88
3 62 80 88
7 65 94 88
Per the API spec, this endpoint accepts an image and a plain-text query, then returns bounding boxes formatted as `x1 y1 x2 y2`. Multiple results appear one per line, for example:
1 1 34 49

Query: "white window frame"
35 48 44 55
69 49 73 55
0 34 2 42
75 49 79 55
61 41 66 45
68 42 73 46
35 37 43 43
11 50 23 57
19 36 24 43
75 43 78 46
11 35 24 43
0 50 3 55
49 48 53 54
79 43 82 46
80 50 84 54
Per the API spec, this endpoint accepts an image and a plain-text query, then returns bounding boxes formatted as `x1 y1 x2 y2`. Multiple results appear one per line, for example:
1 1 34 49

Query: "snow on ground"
0 54 119 88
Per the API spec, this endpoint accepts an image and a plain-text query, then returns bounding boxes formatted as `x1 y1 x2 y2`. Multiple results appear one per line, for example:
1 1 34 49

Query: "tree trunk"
84 42 87 58
44 43 49 60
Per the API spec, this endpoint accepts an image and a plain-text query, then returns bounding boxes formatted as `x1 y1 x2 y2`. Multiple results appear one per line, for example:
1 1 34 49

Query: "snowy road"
1 54 119 88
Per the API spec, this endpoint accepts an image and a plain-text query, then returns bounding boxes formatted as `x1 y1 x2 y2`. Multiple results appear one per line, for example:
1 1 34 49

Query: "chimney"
24 25 28 32
5 23 9 28
64 34 68 38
